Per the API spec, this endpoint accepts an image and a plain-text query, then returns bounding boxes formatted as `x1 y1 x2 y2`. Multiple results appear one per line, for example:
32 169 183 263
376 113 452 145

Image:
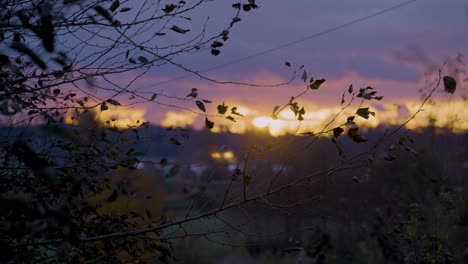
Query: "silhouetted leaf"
226 116 236 122
230 17 241 26
443 76 456 94
100 102 108 111
39 14 54 52
120 7 131 12
11 42 46 69
242 3 258 11
150 93 157 101
109 0 120 12
217 103 228 114
195 101 206 112
170 137 181 146
112 20 121 27
231 107 243 116
272 105 280 119
205 118 214 129
211 41 223 48
285 61 291 67
356 107 375 119
221 30 229 41
162 4 177 13
187 88 198 98
333 127 344 137
211 49 220 56
137 56 149 64
298 107 305 121
301 71 307 82
107 99 120 106
309 79 326 90
290 102 299 116
348 84 353 94
356 86 382 100
348 127 367 143
94 5 113 22
170 25 189 34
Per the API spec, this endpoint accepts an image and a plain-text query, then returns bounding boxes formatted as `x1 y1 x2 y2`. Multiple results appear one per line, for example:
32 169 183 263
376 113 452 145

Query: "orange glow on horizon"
154 98 467 136
65 106 147 129
161 111 196 128
252 117 270 128
177 70 466 135
251 108 335 136
65 98 467 136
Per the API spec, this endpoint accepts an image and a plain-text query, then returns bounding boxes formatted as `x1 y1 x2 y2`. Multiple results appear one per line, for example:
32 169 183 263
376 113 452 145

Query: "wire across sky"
149 0 418 87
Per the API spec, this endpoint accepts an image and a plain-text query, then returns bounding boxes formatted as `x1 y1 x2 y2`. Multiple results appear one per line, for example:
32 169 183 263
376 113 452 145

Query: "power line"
151 0 418 87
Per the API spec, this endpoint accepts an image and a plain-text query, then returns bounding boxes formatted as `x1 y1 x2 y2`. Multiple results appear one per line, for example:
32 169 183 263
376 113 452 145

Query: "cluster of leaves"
0 57 78 125
207 1 260 56
271 65 327 121
289 100 306 121
231 167 252 186
185 87 244 130
328 85 384 158
0 114 176 262
299 69 326 91
0 0 258 119
232 0 259 12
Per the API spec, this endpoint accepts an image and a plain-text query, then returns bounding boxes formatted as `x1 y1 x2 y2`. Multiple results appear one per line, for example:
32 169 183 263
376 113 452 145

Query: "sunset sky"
93 0 468 135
